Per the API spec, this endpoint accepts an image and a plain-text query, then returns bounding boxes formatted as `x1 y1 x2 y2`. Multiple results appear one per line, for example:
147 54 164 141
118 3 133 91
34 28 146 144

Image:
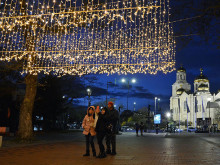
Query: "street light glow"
87 88 91 93
134 102 136 105
121 78 126 83
166 112 171 118
131 79 136 83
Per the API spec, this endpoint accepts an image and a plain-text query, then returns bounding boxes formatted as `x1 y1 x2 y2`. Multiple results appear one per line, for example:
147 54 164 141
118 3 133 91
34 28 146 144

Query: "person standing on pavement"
82 106 98 157
105 101 119 155
135 123 140 136
95 107 108 158
140 122 144 136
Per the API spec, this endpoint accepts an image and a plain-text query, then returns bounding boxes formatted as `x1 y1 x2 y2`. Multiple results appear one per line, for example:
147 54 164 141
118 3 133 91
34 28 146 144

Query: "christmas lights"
0 0 175 76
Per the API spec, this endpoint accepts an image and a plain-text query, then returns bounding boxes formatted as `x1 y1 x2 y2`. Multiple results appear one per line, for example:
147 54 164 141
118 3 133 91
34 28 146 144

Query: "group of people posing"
82 101 119 158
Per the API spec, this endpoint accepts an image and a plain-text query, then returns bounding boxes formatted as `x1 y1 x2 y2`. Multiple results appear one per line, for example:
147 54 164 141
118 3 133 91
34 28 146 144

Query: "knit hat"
108 101 114 106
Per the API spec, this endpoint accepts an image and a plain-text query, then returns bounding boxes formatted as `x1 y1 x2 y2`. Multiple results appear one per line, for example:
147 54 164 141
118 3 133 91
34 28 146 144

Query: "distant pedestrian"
140 122 144 136
95 107 108 158
105 101 119 155
82 106 98 157
135 123 140 136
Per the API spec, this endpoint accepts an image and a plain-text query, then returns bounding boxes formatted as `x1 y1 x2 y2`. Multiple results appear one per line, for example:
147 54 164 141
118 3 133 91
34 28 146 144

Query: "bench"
0 136 2 147
0 127 10 148
0 127 10 134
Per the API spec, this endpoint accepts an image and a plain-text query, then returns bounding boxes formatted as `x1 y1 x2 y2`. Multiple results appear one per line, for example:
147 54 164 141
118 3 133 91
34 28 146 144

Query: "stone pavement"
0 132 220 165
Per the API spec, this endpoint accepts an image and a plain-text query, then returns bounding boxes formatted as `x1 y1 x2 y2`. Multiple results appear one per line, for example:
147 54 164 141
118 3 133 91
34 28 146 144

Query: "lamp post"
158 98 160 112
121 78 136 110
154 97 160 115
134 102 136 111
207 97 211 133
166 112 171 132
87 88 92 107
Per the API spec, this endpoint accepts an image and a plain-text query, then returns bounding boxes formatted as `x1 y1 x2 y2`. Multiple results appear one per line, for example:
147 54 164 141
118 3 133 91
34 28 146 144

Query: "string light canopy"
0 0 175 76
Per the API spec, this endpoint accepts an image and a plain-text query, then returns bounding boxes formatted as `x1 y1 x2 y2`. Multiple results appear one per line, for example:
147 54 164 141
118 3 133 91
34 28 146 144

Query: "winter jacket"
95 112 107 133
82 106 98 136
105 108 119 134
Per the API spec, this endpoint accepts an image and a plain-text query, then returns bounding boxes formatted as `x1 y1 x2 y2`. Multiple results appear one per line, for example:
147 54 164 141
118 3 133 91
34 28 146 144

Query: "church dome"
198 84 209 91
177 66 186 73
194 68 209 82
176 88 185 95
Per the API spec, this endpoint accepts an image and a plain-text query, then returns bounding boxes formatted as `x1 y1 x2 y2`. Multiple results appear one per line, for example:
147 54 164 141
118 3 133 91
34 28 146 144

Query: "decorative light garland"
0 0 175 76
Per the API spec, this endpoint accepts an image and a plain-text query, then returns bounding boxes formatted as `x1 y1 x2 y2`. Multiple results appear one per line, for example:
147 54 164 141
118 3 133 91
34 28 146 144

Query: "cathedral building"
170 66 220 130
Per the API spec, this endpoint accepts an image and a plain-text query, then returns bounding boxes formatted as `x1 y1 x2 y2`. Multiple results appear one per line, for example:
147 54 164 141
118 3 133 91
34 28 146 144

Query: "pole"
88 95 91 107
127 81 129 110
155 98 157 115
209 101 210 133
178 98 180 133
187 111 188 132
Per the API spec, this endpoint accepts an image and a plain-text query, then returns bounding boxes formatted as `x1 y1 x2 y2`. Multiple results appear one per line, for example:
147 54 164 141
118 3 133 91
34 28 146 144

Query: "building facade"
170 66 220 130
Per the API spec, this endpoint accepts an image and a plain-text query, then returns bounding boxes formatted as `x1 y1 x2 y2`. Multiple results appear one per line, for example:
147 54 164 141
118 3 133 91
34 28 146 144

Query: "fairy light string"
0 0 175 76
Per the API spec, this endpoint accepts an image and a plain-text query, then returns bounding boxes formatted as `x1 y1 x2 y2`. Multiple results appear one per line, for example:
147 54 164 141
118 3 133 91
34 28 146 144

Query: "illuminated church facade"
170 66 220 130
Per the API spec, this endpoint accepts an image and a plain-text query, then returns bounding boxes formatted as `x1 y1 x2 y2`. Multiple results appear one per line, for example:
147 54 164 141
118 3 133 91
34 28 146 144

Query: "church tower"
194 68 210 94
172 66 191 96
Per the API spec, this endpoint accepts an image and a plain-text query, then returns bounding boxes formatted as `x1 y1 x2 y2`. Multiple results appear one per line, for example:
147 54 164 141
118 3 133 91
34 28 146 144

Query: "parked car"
175 128 183 132
188 127 197 132
121 126 133 132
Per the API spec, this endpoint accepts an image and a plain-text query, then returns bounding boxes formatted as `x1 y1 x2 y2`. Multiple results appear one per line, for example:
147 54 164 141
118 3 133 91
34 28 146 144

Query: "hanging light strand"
0 0 175 76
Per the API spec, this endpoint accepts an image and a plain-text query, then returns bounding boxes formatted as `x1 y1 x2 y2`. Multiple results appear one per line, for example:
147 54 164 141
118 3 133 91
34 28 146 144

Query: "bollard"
0 136 2 147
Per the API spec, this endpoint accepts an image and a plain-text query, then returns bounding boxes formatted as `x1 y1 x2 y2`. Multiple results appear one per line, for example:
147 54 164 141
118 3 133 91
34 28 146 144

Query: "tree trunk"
18 74 38 140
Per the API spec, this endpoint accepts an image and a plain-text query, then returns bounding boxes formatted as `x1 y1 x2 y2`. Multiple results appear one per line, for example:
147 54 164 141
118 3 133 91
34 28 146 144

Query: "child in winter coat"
82 106 98 157
95 107 108 158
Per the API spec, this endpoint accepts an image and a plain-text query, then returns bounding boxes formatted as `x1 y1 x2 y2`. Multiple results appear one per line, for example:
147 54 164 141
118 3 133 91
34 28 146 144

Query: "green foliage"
127 117 133 123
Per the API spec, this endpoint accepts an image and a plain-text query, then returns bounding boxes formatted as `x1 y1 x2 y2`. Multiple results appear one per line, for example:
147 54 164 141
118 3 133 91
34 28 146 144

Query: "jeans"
106 133 116 152
97 132 105 153
85 133 96 153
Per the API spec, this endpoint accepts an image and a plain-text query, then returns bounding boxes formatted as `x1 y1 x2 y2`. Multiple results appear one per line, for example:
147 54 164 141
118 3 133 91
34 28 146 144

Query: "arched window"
180 75 182 80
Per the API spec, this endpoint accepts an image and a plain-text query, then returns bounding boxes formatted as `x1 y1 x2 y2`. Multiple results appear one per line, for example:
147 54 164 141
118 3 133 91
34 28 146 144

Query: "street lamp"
121 78 136 110
166 112 171 132
207 97 211 133
87 88 92 107
154 97 160 115
134 102 136 111
166 112 171 118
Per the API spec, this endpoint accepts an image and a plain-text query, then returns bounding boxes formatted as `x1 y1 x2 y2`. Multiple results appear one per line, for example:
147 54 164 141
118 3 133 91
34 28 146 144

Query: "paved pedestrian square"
0 132 220 165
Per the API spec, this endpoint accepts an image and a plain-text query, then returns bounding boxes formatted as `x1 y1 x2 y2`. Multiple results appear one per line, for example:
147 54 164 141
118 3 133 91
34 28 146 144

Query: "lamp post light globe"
121 78 126 83
166 112 171 118
87 88 92 95
131 79 136 83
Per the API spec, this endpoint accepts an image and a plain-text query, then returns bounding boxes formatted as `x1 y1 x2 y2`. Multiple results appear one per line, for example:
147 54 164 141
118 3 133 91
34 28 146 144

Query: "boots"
96 152 102 158
83 150 90 156
96 152 107 158
101 152 107 158
106 149 111 154
92 151 96 157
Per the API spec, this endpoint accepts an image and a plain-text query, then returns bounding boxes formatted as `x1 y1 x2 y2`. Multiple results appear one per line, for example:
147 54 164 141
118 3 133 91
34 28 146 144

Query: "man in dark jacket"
105 101 119 155
95 107 108 158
